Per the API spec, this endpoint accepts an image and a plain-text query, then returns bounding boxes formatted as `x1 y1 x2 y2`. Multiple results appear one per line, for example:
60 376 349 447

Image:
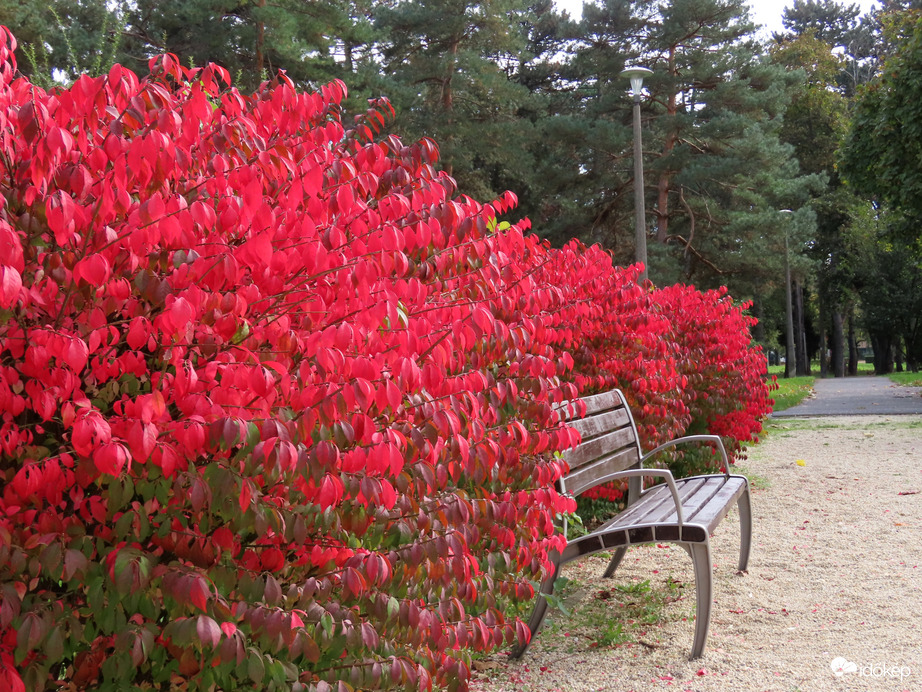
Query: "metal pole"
632 92 647 282
784 234 797 378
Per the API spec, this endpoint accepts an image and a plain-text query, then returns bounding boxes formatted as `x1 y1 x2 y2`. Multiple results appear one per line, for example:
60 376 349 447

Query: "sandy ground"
470 416 922 692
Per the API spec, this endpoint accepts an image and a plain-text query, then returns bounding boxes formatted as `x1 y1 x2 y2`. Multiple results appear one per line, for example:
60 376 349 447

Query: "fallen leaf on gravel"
473 660 500 671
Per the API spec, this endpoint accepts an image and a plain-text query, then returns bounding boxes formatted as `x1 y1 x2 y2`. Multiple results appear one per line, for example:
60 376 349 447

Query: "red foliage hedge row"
0 28 771 692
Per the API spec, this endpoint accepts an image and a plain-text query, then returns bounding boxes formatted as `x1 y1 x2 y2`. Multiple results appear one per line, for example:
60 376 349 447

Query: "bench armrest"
641 434 730 477
593 468 685 526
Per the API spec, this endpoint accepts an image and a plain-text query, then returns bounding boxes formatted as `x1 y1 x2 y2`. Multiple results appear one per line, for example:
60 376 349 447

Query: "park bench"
511 388 752 660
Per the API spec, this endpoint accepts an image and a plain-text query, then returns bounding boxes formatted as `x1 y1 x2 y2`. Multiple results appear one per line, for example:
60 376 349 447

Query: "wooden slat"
609 477 709 527
564 448 639 496
580 389 627 417
568 407 632 441
604 485 676 528
688 478 747 533
675 477 727 521
563 426 637 471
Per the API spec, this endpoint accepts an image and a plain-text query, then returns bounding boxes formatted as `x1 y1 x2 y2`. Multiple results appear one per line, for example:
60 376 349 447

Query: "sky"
553 0 880 36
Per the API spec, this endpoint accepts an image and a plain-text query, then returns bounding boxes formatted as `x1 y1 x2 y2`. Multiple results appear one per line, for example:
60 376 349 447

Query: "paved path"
773 375 922 416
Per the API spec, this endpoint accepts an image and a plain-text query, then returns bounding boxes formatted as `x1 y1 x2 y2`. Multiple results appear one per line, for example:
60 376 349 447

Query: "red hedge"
0 26 772 692
524 244 771 503
0 29 582 691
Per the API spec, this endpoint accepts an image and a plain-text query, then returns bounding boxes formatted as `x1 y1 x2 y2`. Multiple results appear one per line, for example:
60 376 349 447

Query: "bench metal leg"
688 540 713 659
737 486 752 571
601 547 628 579
509 553 562 659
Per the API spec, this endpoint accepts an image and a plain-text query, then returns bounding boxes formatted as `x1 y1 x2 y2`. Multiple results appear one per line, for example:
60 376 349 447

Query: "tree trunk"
906 325 921 372
751 296 766 344
440 38 459 177
870 331 894 374
794 278 810 376
655 45 678 243
847 306 858 376
784 238 796 378
818 304 828 378
832 309 845 378
255 0 266 75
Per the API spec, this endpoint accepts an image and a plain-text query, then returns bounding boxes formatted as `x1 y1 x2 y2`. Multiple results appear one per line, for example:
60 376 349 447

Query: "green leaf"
39 541 63 577
320 612 334 634
247 649 266 683
386 596 399 621
539 591 570 616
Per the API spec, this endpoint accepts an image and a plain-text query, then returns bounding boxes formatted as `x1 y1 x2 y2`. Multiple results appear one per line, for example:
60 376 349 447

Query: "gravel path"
471 415 922 692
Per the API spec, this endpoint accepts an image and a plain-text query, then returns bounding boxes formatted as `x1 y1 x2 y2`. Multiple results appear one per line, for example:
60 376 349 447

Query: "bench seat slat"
687 477 748 533
606 476 747 533
603 477 709 528
672 477 728 521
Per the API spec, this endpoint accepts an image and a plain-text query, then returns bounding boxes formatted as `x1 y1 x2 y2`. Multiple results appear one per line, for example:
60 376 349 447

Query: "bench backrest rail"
557 389 643 498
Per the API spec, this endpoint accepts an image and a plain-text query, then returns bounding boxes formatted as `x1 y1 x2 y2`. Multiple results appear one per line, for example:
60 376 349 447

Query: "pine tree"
555 0 815 292
116 0 365 92
1 0 121 84
374 0 546 202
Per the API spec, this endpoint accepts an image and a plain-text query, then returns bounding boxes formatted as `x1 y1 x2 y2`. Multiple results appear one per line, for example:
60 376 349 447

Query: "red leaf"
63 338 89 373
127 421 157 461
318 474 342 510
0 265 22 308
93 442 128 475
343 567 365 599
239 232 273 267
471 305 494 336
212 527 234 550
196 615 222 649
126 316 151 350
73 254 111 285
189 577 209 611
336 185 354 216
161 296 194 334
62 549 89 581
239 480 253 513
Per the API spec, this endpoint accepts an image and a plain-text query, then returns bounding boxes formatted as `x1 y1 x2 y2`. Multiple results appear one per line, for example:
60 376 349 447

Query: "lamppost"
780 210 796 378
621 65 653 282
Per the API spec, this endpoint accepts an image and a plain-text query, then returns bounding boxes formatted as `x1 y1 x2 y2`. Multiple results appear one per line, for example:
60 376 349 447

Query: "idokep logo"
830 658 857 676
830 657 912 681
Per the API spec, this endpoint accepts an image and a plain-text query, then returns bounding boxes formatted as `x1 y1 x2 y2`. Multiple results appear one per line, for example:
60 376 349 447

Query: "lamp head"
620 66 653 96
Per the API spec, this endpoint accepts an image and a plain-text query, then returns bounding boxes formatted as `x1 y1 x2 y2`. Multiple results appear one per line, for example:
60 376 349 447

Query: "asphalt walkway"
772 374 922 416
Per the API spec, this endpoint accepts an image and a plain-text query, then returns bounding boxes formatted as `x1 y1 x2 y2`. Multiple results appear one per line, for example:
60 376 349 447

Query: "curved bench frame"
510 389 752 660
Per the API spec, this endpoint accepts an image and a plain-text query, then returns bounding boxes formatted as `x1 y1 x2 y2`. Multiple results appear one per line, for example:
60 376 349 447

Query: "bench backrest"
558 389 643 497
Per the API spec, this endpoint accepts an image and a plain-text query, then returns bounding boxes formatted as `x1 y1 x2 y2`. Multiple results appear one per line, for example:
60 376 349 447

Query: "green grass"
770 375 815 411
547 572 687 651
766 360 876 377
734 464 771 490
888 371 922 387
